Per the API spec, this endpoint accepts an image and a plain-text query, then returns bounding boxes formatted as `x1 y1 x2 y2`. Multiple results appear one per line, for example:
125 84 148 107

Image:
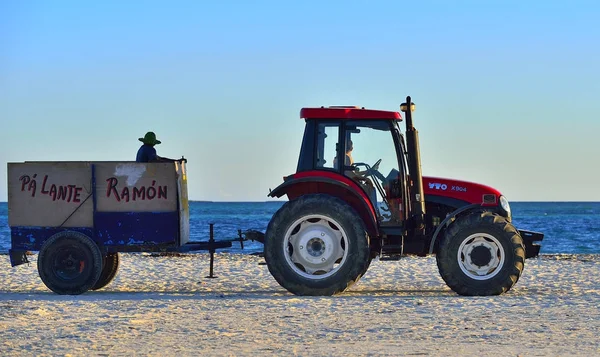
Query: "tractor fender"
427 203 481 255
269 173 379 237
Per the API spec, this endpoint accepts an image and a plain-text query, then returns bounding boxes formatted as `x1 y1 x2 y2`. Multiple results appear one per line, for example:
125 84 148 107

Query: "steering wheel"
364 159 389 183
364 159 382 177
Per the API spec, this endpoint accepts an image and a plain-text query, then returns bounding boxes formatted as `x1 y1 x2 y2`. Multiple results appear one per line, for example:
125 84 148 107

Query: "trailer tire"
264 194 370 296
91 253 120 290
37 231 103 295
436 211 525 296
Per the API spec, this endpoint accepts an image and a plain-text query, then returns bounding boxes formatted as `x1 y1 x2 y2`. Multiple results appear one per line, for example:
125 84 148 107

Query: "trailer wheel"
37 231 103 295
436 211 525 296
91 253 120 291
264 194 370 296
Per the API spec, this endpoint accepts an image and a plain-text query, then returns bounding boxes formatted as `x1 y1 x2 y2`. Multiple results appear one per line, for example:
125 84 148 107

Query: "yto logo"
428 182 448 191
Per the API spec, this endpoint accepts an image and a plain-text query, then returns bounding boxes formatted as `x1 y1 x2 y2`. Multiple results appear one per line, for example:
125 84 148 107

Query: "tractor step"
381 244 403 253
379 243 404 260
379 255 402 261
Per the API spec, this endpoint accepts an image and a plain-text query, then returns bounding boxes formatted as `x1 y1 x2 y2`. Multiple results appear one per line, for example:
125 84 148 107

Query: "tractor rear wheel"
436 211 525 296
37 231 103 295
91 253 120 290
264 194 370 296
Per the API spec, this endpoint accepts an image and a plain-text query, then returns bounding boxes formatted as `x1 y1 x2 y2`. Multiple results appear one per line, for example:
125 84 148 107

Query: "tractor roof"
300 106 402 121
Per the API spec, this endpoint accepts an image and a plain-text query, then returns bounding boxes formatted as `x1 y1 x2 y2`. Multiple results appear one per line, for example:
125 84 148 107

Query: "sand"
1 253 599 356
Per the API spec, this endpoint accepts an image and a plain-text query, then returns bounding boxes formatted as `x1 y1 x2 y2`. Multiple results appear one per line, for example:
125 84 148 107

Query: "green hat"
139 131 161 145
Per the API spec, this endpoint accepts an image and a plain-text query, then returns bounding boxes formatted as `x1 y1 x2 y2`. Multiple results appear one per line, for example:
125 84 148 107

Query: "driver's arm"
346 155 370 180
157 155 175 162
343 154 360 178
345 169 369 182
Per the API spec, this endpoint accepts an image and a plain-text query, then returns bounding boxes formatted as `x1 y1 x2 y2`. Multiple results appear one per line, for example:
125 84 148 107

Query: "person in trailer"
136 131 180 163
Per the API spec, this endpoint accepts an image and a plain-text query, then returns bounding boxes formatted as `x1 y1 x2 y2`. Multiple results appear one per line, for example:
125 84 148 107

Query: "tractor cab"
269 100 427 252
295 106 408 227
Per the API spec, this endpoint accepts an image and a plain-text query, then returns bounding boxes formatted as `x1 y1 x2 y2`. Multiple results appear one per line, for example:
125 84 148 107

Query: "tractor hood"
422 176 503 207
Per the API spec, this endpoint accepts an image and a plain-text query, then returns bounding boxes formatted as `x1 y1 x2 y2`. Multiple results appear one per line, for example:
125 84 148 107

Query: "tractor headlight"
499 195 511 217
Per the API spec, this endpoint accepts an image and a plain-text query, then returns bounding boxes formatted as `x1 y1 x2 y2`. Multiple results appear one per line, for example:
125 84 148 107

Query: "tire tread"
264 194 370 296
436 211 525 296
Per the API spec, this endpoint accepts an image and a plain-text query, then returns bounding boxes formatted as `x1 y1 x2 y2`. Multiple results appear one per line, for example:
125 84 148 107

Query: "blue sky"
1 0 599 201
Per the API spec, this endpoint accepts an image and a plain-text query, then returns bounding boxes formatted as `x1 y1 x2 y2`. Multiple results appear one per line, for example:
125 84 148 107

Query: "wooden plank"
8 162 93 227
176 161 190 245
94 162 178 212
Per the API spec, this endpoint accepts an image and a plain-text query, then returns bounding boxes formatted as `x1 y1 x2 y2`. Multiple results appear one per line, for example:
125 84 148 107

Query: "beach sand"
1 253 599 356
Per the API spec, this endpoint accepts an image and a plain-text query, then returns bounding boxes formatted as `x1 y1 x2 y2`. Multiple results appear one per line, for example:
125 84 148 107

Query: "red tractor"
264 96 543 296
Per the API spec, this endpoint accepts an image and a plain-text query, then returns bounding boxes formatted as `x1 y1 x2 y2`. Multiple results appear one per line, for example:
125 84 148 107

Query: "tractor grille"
483 194 497 204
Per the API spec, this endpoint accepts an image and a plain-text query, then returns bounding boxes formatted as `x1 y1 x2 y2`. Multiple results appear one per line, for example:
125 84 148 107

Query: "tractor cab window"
315 123 340 170
344 121 402 225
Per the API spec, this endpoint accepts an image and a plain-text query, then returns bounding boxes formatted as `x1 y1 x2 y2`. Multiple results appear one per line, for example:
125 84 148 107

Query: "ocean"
1 201 598 255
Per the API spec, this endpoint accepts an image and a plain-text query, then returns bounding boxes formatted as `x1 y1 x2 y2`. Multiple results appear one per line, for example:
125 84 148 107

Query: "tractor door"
341 121 405 226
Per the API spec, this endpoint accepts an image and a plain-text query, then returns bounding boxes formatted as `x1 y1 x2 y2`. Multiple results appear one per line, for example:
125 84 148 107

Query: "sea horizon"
1 201 599 255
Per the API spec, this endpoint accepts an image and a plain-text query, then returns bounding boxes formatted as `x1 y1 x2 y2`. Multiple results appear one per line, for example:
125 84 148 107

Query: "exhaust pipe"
401 96 426 235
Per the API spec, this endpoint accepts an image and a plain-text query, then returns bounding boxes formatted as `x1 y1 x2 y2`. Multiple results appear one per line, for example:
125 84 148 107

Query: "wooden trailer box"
8 161 189 257
6 160 238 295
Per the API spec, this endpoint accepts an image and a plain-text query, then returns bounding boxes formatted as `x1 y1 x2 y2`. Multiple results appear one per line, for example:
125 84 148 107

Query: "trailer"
7 161 240 295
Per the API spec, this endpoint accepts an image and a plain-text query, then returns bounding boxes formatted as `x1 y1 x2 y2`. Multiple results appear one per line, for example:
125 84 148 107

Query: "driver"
333 139 354 172
335 139 377 205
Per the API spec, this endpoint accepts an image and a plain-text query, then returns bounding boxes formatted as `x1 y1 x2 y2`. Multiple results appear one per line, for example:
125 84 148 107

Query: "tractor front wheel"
264 194 370 296
436 211 525 296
